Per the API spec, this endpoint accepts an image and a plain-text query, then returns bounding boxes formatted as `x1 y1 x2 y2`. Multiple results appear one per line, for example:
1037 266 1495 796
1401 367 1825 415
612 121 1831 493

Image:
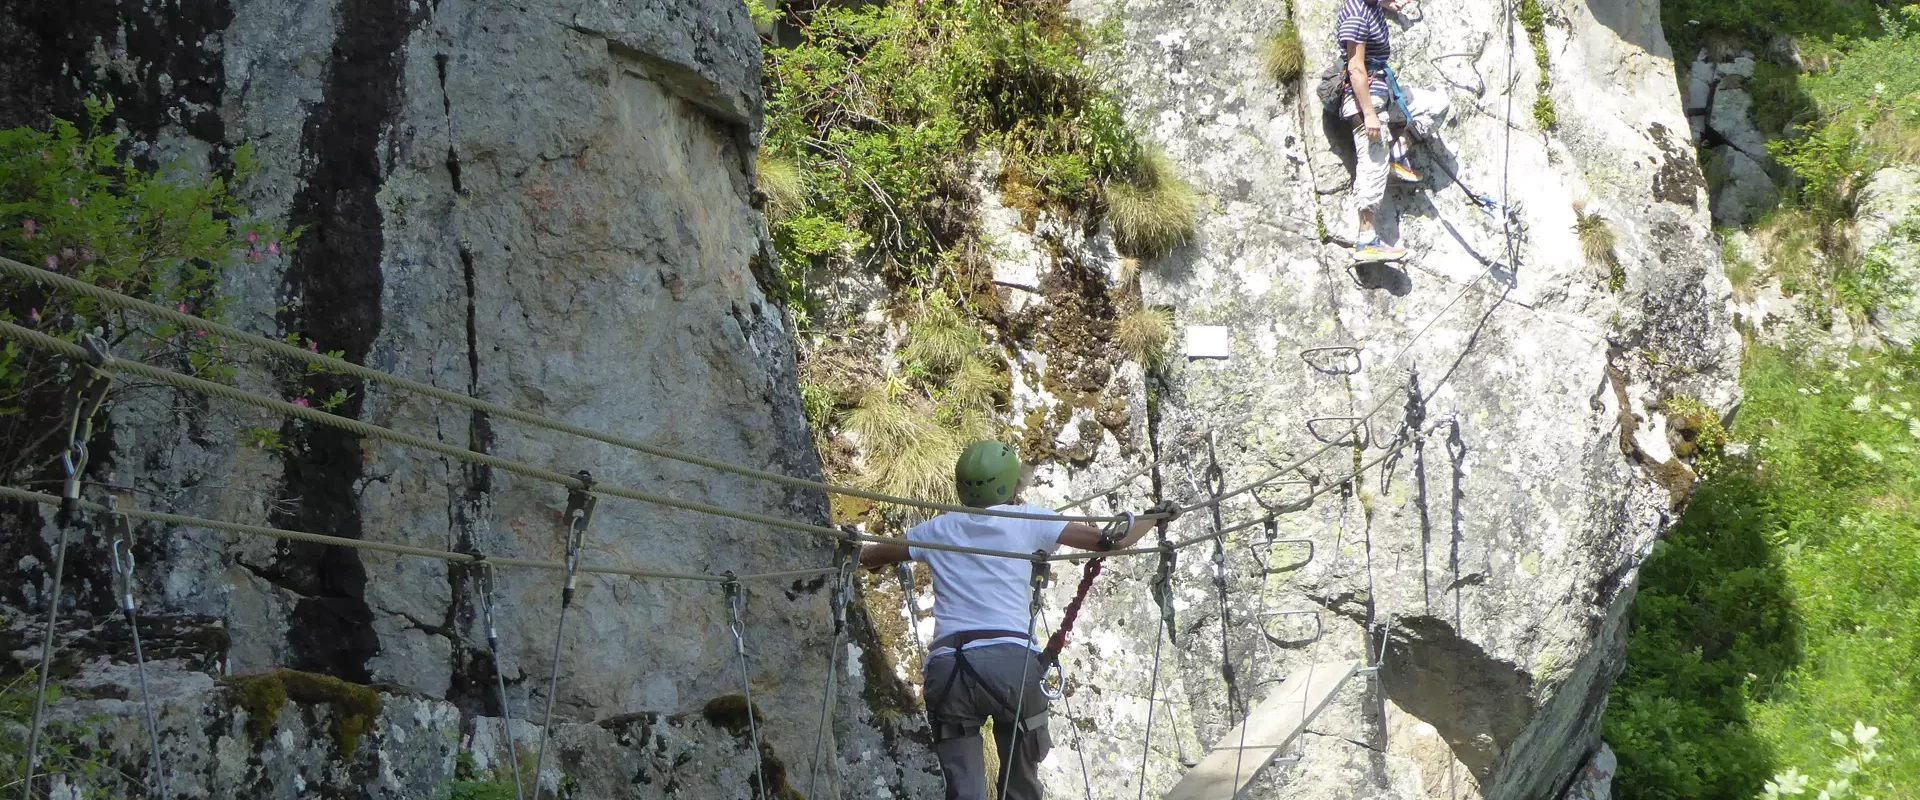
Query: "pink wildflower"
45 254 58 269
28 308 40 324
245 231 260 244
68 197 79 207
268 241 280 256
247 249 262 262
22 220 36 239
177 302 189 313
195 330 208 339
307 340 319 353
293 397 311 408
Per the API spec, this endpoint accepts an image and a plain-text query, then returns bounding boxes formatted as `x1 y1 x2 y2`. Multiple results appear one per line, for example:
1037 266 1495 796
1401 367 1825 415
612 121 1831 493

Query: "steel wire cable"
0 486 835 585
0 257 1149 525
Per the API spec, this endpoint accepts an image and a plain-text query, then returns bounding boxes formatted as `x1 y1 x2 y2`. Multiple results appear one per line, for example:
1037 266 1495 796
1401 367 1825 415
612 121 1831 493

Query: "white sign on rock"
1185 326 1232 359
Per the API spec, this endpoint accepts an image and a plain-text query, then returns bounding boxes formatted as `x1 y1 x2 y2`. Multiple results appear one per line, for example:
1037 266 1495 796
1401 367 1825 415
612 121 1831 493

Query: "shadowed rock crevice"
270 0 426 683
1379 615 1535 784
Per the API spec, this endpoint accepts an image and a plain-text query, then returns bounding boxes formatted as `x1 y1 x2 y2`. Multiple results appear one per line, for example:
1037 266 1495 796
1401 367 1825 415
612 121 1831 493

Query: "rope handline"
105 500 171 800
0 487 838 585
22 363 111 800
530 481 594 800
0 321 1082 563
723 576 770 800
806 546 858 800
472 560 528 800
1038 513 1129 669
0 257 1149 526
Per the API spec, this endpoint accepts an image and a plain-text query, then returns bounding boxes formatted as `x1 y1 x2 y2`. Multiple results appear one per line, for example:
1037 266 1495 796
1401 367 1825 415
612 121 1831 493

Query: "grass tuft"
1260 24 1305 84
1114 306 1174 367
1106 147 1201 258
757 151 806 221
902 293 988 374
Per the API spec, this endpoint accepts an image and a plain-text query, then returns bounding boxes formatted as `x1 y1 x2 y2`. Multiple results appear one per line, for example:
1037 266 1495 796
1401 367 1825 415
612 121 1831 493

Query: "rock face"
1855 167 1920 348
0 0 934 796
1005 0 1739 799
3 0 1736 799
1684 52 1782 226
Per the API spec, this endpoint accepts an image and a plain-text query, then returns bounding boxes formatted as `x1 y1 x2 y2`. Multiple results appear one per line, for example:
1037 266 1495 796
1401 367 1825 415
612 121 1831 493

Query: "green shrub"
1520 0 1556 130
0 97 291 441
1261 24 1305 84
0 670 118 798
1611 346 1920 799
1106 147 1201 258
761 0 1145 296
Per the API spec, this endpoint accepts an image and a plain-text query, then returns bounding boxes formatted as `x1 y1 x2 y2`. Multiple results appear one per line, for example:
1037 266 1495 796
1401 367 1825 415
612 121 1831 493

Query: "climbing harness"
21 348 111 800
530 477 595 800
472 560 527 800
723 575 770 800
106 500 170 800
806 544 859 800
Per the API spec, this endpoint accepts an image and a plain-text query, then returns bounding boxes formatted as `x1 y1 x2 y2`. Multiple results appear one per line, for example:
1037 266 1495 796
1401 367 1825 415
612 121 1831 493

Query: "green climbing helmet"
954 441 1022 508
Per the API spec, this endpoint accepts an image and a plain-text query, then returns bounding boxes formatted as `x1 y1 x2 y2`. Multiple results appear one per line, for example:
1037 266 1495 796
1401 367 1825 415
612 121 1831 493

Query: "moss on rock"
227 669 384 760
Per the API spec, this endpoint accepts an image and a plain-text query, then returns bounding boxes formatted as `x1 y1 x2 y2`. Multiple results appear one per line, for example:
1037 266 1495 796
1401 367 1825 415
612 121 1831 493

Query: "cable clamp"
560 471 596 607
105 498 137 615
723 573 748 656
1097 512 1132 552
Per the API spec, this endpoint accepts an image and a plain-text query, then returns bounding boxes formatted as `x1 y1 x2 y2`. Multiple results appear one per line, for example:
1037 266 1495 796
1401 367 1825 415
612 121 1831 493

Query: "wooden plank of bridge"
1161 660 1362 800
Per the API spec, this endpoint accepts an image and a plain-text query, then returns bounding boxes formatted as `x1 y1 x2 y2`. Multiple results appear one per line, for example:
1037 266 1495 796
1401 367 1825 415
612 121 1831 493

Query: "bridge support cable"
19 356 110 800
105 502 172 800
531 483 595 800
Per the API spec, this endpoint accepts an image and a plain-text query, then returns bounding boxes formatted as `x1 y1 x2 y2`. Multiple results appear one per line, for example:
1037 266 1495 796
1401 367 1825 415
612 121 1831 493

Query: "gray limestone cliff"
0 0 933 796
1 0 1738 798
974 1 1740 799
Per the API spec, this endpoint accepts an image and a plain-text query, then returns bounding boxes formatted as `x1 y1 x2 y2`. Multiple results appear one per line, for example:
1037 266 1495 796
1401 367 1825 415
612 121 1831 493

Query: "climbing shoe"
1390 159 1422 183
1354 236 1408 262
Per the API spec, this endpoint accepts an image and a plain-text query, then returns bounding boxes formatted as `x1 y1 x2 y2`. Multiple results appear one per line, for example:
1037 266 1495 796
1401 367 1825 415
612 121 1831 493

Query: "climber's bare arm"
1057 516 1158 552
860 542 910 569
1347 41 1382 139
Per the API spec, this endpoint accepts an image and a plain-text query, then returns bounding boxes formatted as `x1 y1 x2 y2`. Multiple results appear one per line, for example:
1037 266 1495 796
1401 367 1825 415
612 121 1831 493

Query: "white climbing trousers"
1344 85 1452 216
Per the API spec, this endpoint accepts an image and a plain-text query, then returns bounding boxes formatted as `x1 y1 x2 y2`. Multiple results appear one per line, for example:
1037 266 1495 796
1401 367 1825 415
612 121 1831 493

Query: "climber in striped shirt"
1336 0 1450 262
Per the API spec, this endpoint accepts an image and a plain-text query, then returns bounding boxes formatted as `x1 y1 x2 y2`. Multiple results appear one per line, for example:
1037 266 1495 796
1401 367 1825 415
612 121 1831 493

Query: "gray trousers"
925 644 1053 800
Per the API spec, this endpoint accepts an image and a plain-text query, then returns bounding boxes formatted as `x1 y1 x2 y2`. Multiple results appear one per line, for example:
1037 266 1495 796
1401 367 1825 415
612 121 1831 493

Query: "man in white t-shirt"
860 441 1174 800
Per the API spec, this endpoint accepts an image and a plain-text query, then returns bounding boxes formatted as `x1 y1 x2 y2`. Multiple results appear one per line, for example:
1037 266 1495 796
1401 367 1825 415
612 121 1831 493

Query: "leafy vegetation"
0 98 291 475
1609 346 1920 800
441 750 528 800
1518 0 1557 130
759 0 1166 318
0 669 123 798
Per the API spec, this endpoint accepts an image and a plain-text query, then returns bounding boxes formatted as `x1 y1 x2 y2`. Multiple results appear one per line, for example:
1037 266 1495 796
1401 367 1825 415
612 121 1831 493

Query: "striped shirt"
1335 0 1392 101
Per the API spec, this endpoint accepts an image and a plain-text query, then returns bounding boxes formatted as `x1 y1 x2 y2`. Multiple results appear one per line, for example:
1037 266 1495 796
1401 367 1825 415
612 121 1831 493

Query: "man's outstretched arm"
861 541 911 570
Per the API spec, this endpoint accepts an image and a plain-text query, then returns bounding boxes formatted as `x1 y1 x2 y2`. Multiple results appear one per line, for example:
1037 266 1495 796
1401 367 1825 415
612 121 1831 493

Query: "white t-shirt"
906 504 1068 657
